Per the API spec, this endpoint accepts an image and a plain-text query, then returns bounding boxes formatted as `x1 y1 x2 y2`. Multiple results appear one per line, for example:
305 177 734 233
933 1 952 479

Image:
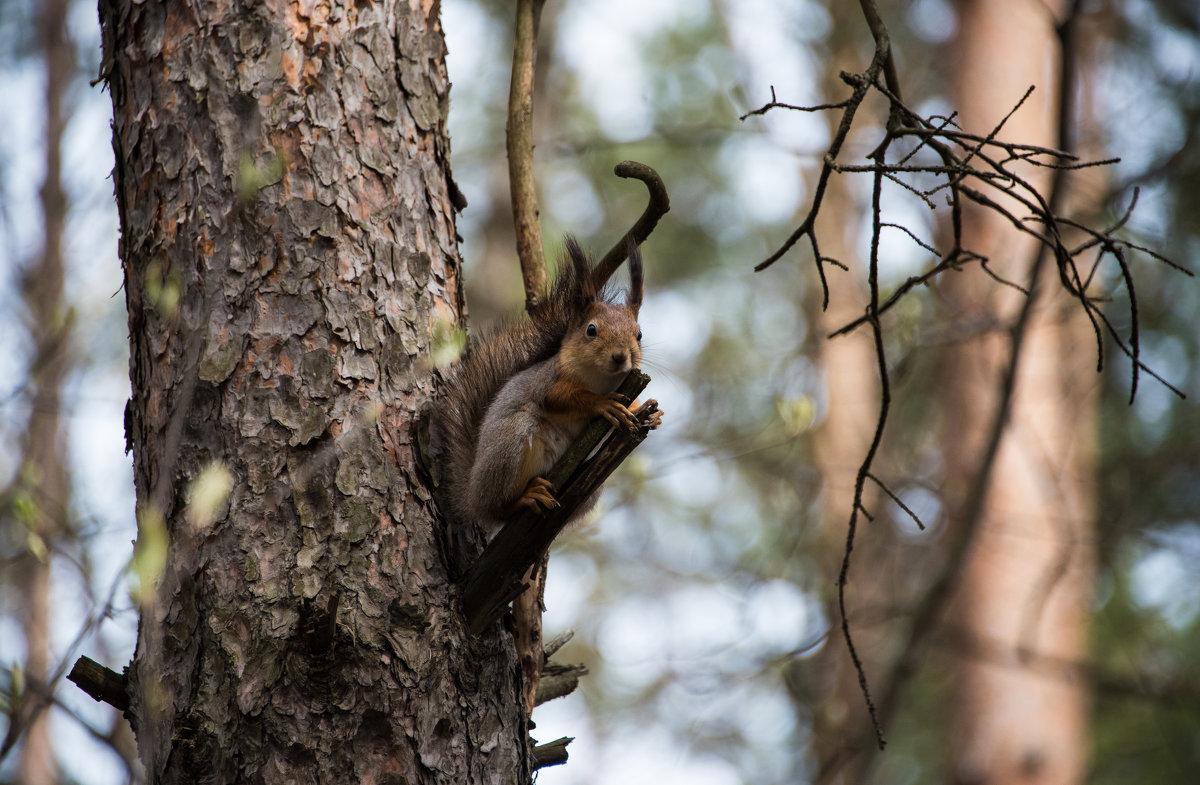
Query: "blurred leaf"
186 461 233 534
144 259 181 319
132 504 168 604
237 149 287 203
431 314 467 369
24 529 48 563
777 395 815 437
12 490 37 528
10 662 23 701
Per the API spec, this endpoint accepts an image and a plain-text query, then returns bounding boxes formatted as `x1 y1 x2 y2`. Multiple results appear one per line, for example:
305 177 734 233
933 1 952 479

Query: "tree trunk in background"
99 2 527 782
14 0 73 781
941 1 1094 783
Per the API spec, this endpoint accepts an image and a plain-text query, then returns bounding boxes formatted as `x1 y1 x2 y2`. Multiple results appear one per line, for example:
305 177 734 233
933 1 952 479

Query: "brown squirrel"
433 237 663 536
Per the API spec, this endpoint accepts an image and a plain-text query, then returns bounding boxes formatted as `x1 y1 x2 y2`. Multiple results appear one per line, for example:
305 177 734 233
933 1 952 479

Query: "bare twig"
857 0 902 102
836 152 892 750
747 68 878 306
880 222 940 256
828 250 979 338
867 472 925 531
738 85 850 120
4 554 129 762
507 0 549 311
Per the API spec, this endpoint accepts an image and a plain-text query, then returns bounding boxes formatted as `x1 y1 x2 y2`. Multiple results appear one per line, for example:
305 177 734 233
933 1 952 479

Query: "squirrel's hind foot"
514 476 559 513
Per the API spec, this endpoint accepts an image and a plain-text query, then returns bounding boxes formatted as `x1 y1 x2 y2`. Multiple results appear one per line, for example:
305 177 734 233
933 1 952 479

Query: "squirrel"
432 236 663 538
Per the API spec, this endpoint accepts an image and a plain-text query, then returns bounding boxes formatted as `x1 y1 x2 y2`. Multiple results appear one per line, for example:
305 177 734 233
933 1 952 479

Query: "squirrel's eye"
636 329 643 342
586 323 597 337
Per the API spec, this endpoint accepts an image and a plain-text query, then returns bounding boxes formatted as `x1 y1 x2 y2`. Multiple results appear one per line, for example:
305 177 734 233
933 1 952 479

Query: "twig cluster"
744 0 1191 757
756 73 1187 399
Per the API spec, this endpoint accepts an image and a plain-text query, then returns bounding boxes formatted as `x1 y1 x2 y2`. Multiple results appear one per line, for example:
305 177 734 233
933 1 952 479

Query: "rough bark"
13 0 73 780
941 1 1094 783
99 1 527 782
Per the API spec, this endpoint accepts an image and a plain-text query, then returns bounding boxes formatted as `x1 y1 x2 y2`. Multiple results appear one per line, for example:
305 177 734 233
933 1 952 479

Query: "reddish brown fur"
430 237 651 535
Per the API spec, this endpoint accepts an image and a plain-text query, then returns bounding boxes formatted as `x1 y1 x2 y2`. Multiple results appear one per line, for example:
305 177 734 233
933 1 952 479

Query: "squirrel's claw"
516 476 559 513
598 393 637 429
634 398 664 430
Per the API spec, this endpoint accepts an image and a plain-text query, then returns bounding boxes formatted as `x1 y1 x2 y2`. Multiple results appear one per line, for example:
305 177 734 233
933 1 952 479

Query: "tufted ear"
562 235 598 307
625 239 643 317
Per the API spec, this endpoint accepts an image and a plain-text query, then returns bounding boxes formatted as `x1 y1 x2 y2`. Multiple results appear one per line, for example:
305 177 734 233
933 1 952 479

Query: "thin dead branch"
738 85 850 120
834 155 891 751
866 473 925 531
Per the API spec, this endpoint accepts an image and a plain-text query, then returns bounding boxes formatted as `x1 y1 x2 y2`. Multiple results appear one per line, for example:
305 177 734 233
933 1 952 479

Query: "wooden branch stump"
67 656 129 712
531 736 573 770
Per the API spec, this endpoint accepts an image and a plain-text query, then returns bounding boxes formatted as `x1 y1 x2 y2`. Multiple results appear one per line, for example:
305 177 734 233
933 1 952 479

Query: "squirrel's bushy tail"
430 237 596 535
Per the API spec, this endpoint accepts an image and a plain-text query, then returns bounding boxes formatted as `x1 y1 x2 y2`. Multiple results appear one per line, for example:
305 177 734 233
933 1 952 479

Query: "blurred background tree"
1 0 138 781
4 0 73 782
1 0 1197 783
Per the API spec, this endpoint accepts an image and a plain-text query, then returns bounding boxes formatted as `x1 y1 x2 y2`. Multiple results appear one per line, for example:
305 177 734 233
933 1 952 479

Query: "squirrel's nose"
611 351 627 366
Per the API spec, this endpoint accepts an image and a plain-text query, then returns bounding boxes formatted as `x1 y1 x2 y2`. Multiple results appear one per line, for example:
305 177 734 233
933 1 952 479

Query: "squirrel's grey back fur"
431 237 607 535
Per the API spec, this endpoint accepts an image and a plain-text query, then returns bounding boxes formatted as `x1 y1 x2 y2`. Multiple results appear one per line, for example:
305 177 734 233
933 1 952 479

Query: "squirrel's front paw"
634 398 664 430
515 476 558 513
597 393 637 429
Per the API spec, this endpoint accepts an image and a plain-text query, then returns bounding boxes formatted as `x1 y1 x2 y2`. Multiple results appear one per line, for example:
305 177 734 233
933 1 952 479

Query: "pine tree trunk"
941 1 1094 783
99 2 527 782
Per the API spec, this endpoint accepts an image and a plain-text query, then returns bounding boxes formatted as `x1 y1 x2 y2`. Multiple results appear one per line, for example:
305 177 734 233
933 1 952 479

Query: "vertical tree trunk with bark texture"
99 2 527 782
941 2 1094 783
